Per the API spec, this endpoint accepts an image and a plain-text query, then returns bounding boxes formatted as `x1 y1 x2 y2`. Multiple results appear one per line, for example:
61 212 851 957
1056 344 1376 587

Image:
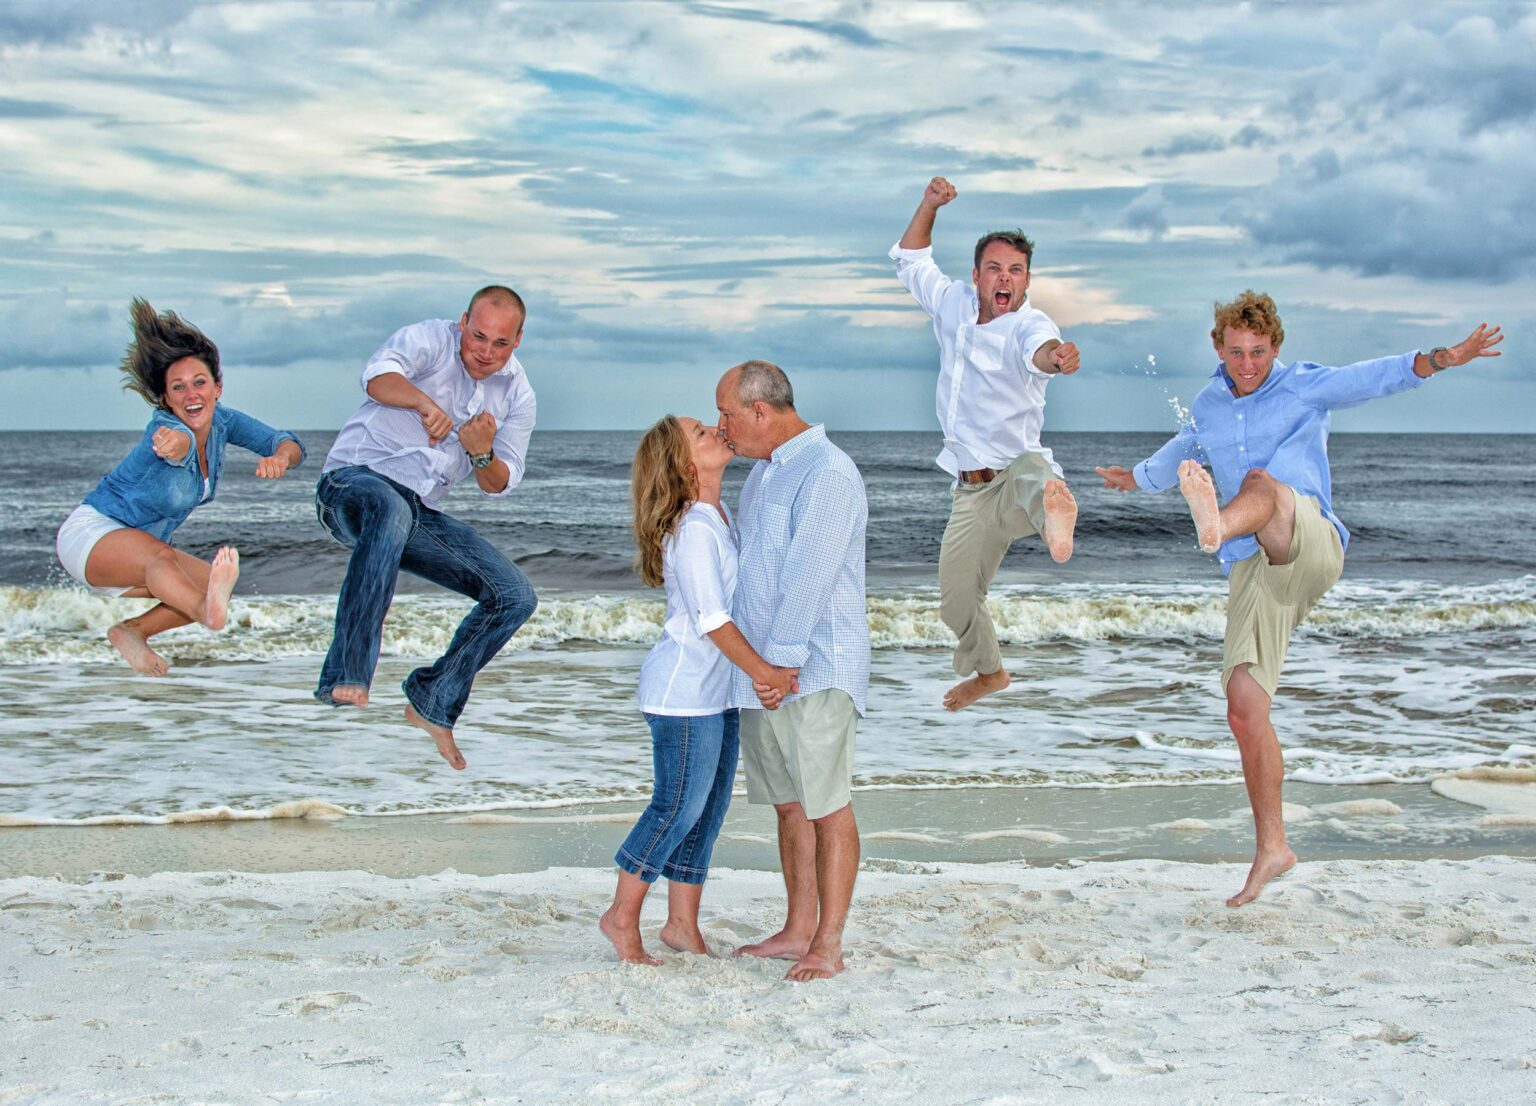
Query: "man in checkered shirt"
715 359 869 983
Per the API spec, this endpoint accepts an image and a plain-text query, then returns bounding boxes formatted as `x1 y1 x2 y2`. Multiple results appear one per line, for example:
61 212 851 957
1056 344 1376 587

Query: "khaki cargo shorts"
1222 488 1344 700
740 688 858 820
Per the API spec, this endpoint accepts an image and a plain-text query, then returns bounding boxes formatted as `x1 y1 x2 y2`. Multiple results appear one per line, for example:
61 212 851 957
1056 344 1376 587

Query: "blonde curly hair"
1211 290 1285 349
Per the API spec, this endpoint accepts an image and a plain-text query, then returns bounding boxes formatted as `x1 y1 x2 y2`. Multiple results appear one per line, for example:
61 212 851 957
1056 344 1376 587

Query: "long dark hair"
119 297 221 409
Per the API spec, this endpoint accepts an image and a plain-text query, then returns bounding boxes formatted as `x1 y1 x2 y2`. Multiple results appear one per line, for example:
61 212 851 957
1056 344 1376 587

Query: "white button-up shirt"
637 502 739 716
730 425 870 715
890 243 1063 479
323 318 536 506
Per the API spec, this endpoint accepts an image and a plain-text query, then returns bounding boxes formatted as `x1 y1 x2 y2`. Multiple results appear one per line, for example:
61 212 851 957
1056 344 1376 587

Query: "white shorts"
56 504 132 597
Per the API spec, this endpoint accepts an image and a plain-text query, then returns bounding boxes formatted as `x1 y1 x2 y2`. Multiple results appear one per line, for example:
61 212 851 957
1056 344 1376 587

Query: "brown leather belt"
958 467 998 485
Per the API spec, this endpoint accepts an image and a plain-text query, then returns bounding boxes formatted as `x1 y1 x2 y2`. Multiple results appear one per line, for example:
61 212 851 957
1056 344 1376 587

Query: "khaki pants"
938 450 1058 677
1222 488 1344 700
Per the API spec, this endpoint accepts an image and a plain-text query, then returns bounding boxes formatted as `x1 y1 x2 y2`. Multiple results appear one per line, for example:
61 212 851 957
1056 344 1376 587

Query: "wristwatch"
1427 346 1451 372
469 449 495 470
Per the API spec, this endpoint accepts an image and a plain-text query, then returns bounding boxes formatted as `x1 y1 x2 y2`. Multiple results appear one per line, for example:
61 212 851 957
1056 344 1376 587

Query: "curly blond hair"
1211 290 1284 349
630 415 697 588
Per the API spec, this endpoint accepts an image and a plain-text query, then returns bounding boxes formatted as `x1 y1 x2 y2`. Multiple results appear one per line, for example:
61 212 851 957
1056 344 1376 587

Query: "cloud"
1230 124 1275 148
683 2 887 48
1118 187 1170 240
0 0 199 46
1142 132 1225 158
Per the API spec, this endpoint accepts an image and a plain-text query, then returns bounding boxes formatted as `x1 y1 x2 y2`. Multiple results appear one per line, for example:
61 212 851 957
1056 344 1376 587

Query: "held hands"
416 398 453 445
151 426 192 463
923 176 957 209
458 412 498 457
1444 323 1504 368
1095 465 1137 492
254 454 290 480
753 666 799 711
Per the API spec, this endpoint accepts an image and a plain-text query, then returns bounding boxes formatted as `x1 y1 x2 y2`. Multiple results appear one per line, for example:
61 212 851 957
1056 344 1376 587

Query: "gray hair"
730 359 795 411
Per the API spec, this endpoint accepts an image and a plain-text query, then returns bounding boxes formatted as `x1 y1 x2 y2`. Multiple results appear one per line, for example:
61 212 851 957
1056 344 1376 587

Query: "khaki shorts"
740 688 857 820
1222 489 1344 700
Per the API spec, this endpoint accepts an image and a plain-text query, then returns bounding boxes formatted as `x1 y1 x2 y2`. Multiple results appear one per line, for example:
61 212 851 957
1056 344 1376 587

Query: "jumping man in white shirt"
891 176 1081 711
314 286 538 771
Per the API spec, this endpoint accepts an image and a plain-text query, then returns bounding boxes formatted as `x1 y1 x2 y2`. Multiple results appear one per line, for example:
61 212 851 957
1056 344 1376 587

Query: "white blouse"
636 502 739 716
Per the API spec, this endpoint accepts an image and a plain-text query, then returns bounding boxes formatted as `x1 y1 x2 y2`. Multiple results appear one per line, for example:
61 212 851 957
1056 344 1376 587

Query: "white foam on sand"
1431 774 1536 817
963 828 1072 844
3 857 1532 1104
1315 799 1405 818
1154 818 1214 831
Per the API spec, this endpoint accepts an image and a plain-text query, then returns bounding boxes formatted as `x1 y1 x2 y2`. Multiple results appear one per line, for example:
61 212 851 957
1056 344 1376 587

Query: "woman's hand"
152 426 192 462
254 454 290 479
753 665 799 710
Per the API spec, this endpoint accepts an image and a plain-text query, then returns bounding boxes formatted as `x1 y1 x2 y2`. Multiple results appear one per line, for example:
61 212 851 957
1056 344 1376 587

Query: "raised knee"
1241 468 1274 492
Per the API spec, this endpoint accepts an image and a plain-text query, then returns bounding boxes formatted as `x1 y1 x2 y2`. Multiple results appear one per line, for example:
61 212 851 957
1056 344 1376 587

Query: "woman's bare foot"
330 684 370 707
106 623 169 676
943 667 1010 711
599 907 662 966
1226 847 1297 908
405 703 466 770
659 922 709 955
786 945 845 982
202 546 239 631
1178 460 1222 553
1042 480 1077 563
734 930 812 961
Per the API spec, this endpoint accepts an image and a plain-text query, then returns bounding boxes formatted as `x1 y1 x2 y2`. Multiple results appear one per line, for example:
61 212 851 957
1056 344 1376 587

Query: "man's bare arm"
1411 323 1503 378
1032 339 1081 375
898 176 957 250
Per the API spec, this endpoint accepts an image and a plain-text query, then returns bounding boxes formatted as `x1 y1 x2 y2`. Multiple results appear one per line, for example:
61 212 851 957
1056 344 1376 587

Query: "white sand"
4 857 1533 1104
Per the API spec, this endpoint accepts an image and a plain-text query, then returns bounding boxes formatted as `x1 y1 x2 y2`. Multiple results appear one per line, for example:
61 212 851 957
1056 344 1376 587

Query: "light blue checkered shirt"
730 425 870 715
1134 351 1427 574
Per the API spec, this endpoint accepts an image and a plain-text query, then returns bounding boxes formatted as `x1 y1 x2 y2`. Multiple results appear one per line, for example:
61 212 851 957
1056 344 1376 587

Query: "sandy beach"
5 852 1534 1104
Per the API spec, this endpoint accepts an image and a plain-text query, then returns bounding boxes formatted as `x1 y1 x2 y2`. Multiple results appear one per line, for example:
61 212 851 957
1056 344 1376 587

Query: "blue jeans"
314 466 537 728
616 709 740 885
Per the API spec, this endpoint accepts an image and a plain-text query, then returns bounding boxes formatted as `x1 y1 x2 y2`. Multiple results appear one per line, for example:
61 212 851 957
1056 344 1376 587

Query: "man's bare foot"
404 703 466 770
1226 847 1297 908
599 908 662 966
660 922 709 955
943 667 1010 711
330 684 370 707
786 946 845 982
202 546 240 631
733 930 812 961
1178 460 1222 553
1042 479 1077 564
106 623 169 677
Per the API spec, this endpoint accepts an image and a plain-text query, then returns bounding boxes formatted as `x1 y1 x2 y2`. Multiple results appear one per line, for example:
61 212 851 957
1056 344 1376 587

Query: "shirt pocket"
963 326 1011 372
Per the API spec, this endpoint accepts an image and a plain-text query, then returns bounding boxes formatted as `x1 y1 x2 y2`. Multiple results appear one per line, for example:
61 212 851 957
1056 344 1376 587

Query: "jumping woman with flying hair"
55 298 305 675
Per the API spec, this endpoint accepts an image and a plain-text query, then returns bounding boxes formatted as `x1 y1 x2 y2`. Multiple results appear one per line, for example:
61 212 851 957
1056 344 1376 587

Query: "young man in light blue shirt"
1098 291 1502 908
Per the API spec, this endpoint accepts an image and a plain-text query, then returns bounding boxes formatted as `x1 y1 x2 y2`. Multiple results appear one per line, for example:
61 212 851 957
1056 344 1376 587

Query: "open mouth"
992 290 1011 310
184 402 206 416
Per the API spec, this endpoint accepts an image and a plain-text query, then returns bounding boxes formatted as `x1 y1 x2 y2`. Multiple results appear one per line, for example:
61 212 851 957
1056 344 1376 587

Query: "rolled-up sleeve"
889 242 953 319
485 375 536 497
1013 311 1063 378
361 320 449 386
1134 423 1204 493
765 470 861 667
673 520 732 635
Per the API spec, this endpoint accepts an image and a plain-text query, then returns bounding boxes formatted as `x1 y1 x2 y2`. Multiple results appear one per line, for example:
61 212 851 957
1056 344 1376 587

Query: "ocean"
2 430 1533 826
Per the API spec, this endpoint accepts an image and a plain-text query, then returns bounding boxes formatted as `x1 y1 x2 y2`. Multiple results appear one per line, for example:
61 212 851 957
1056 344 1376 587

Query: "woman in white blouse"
599 415 797 965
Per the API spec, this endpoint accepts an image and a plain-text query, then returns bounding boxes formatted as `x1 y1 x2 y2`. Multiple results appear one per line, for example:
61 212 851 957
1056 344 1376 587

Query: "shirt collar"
769 424 826 465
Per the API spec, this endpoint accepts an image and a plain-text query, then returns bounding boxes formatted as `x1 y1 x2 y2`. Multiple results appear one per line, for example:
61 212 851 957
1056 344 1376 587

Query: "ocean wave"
2 576 1534 664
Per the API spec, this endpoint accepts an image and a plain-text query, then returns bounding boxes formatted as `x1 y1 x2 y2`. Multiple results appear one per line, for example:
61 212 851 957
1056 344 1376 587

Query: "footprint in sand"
275 992 368 1017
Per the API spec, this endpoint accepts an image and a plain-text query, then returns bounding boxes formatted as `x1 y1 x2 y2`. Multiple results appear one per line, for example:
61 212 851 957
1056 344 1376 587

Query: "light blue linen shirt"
1133 352 1428 573
730 425 871 715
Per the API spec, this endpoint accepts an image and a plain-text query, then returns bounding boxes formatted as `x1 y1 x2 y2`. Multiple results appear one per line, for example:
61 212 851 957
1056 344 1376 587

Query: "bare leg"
943 667 1011 712
660 881 709 954
201 547 239 631
599 869 662 966
107 603 192 677
787 803 860 982
330 685 370 707
735 802 818 960
1181 462 1297 562
1041 479 1077 564
404 703 467 770
1224 665 1296 907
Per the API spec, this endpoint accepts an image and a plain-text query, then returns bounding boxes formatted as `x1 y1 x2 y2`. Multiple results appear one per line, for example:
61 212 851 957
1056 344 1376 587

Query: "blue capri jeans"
615 709 740 885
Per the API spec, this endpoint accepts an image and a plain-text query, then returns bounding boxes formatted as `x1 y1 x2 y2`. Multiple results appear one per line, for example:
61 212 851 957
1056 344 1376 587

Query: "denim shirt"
83 405 306 542
1132 351 1425 573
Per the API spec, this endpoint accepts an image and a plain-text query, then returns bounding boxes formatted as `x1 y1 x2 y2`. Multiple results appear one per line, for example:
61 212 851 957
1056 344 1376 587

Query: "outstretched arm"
367 373 453 444
1412 323 1503 378
898 176 957 250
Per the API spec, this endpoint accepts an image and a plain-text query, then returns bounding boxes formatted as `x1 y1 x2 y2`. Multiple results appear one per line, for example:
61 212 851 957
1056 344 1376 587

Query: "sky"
1 0 1530 433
